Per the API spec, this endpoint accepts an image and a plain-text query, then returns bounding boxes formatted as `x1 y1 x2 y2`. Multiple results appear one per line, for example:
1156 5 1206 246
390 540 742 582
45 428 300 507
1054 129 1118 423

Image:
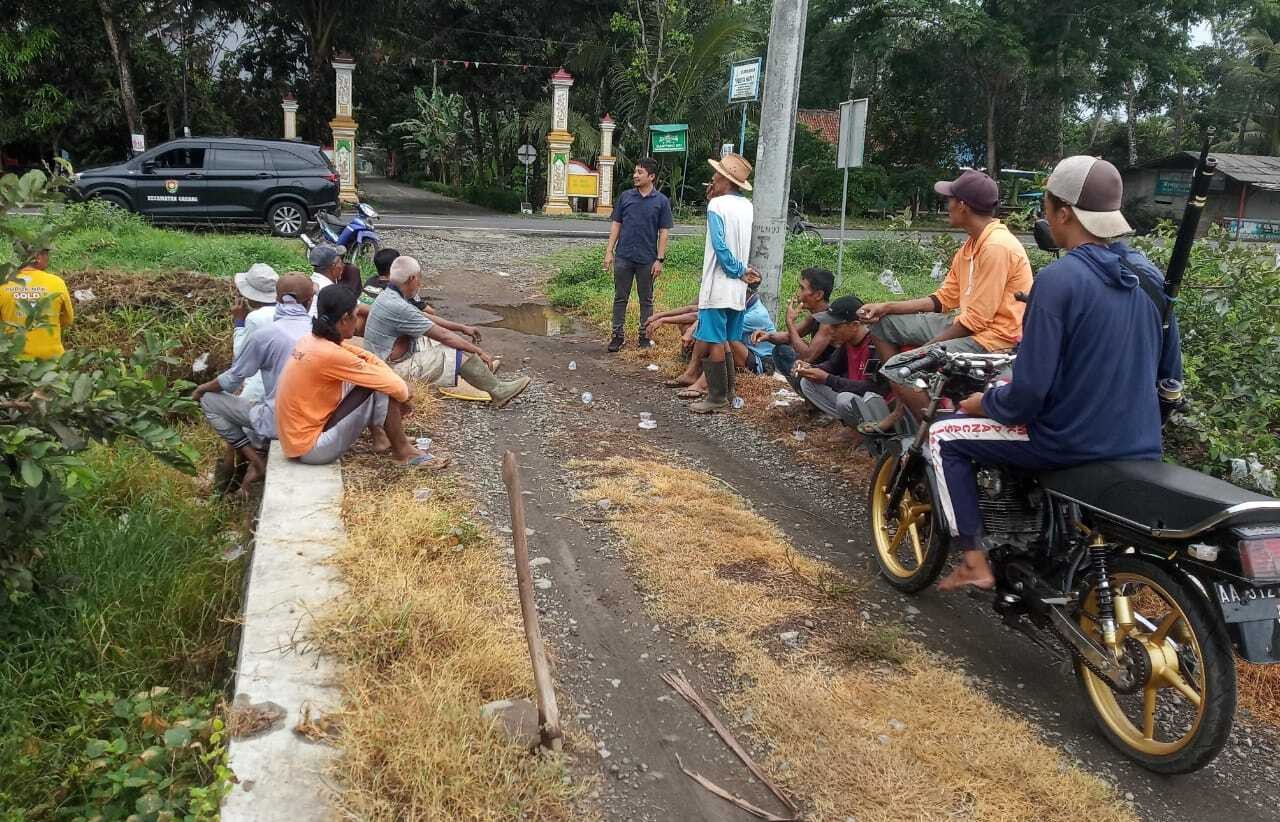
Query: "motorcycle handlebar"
895 347 947 380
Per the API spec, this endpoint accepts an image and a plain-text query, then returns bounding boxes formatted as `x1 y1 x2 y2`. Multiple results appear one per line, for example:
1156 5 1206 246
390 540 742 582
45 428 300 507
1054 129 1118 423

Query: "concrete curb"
222 444 345 820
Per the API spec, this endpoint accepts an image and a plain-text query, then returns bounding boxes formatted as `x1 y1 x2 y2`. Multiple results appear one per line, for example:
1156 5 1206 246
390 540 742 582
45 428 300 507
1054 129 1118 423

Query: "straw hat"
707 153 753 191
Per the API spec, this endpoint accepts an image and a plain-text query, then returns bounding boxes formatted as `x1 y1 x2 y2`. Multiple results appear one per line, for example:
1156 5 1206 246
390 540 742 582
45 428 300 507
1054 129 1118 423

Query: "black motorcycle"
857 347 1280 773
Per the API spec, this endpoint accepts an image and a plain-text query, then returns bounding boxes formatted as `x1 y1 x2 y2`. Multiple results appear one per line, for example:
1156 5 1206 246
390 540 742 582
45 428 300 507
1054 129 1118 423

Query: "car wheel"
95 193 130 212
268 202 307 237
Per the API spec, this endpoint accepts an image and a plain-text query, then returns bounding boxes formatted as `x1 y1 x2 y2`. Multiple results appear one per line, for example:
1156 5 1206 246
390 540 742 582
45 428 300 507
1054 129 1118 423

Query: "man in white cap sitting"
929 156 1183 592
231 263 278 403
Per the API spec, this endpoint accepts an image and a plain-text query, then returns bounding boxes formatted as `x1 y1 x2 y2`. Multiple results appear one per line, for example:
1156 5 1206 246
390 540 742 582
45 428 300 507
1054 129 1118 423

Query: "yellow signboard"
567 173 600 197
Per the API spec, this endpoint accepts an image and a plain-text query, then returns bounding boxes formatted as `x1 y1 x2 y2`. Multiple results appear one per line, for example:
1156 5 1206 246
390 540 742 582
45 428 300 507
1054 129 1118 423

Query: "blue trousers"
926 417 1067 551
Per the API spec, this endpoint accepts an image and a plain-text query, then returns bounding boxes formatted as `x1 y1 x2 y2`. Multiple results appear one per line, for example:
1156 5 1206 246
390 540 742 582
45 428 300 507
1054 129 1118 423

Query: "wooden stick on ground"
673 753 794 822
501 451 563 751
662 670 797 818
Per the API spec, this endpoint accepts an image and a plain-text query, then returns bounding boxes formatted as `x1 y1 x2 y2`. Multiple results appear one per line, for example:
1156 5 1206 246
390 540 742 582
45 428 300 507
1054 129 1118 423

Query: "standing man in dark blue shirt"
604 157 674 352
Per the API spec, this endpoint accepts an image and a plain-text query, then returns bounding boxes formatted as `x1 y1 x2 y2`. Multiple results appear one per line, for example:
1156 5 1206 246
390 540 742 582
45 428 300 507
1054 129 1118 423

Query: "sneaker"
637 336 654 349
607 335 624 353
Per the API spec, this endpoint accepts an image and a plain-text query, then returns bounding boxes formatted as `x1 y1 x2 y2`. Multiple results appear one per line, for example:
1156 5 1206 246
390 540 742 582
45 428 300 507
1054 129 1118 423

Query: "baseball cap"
307 243 347 270
934 170 999 214
234 263 279 303
811 294 865 325
1045 156 1132 239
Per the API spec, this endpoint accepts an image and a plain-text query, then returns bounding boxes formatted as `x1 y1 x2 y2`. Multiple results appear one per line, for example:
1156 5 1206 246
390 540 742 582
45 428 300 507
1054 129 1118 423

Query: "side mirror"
141 160 156 174
1032 218 1058 253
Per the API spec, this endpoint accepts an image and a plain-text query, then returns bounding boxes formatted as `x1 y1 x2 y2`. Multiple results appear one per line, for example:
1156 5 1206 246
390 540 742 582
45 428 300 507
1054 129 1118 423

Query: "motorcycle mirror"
1033 218 1058 253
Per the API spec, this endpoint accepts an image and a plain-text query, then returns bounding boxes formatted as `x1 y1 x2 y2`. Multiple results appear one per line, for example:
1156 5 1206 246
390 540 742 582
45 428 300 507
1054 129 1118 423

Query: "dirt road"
395 229 1280 822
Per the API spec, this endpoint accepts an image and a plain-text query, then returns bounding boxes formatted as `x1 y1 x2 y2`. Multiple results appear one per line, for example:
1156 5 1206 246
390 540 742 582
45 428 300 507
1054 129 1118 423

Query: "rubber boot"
689 358 730 414
458 356 531 409
725 354 737 405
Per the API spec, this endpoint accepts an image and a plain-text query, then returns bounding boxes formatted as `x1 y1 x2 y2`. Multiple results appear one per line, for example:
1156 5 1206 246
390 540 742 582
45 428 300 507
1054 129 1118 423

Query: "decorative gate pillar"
282 94 298 140
329 55 359 204
596 114 617 217
544 68 575 215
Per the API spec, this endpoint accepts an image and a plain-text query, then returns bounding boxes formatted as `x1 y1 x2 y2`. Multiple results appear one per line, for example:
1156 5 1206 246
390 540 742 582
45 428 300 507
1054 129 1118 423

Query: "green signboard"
650 124 688 154
1154 171 1192 197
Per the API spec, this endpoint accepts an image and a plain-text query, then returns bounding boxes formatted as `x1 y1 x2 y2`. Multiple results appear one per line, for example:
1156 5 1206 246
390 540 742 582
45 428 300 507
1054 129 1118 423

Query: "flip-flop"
856 421 893 436
676 387 706 399
663 378 695 387
400 454 452 470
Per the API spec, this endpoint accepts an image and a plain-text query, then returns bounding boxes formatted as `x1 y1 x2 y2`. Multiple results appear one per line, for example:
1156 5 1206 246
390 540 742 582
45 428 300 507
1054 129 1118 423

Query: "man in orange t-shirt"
274 285 429 466
0 246 74 359
857 170 1032 422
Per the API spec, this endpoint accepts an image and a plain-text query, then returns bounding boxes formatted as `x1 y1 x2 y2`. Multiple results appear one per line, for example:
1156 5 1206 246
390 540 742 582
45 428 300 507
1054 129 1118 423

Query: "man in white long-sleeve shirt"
689 153 759 414
231 263 278 403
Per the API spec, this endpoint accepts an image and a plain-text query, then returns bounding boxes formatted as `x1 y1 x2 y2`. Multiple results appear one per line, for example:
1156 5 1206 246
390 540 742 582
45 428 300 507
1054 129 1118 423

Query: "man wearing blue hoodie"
930 156 1183 591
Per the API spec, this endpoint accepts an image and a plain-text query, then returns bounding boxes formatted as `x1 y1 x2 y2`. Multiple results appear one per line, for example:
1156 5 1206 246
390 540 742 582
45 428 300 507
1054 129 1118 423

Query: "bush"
460 183 522 213
1134 223 1280 491
1 170 200 602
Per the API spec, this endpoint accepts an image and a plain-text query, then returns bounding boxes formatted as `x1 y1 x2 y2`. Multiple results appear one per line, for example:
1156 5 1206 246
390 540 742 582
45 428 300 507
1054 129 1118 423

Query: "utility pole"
749 0 809 318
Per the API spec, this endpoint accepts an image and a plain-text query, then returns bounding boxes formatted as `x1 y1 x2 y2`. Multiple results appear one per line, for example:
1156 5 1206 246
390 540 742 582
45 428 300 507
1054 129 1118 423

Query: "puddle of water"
476 303 574 336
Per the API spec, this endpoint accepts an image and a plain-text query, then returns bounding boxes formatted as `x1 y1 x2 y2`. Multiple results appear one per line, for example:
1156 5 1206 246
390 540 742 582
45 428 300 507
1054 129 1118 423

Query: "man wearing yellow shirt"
1 246 74 359
857 170 1032 426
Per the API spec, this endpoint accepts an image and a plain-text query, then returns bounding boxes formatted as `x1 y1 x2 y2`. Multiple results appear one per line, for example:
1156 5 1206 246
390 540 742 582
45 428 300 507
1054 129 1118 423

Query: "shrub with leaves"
1 168 198 602
1134 223 1280 492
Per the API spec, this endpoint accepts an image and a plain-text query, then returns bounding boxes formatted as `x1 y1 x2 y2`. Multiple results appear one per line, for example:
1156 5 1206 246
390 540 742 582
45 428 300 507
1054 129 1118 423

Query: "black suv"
71 137 340 236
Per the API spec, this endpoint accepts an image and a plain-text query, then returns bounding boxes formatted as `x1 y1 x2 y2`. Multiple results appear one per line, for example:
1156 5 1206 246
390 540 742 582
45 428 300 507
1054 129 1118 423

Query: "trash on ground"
879 268 904 294
731 397 745 409
191 352 210 374
930 261 945 281
770 400 792 408
646 363 661 371
792 430 807 441
581 391 593 405
568 360 577 370
638 412 657 430
413 487 433 502
73 288 97 303
220 544 246 562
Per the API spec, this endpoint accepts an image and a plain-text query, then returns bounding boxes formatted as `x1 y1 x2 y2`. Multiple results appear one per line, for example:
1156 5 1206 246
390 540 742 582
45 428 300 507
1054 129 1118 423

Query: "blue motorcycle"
306 202 381 266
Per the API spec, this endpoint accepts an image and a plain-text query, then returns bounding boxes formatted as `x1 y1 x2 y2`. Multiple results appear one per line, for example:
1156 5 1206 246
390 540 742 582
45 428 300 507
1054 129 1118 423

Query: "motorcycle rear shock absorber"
1088 534 1120 653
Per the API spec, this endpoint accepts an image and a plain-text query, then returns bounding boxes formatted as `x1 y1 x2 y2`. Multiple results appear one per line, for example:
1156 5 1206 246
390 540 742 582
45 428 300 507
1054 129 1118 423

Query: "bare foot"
390 445 425 464
663 372 698 387
234 460 266 500
370 426 392 453
937 550 996 592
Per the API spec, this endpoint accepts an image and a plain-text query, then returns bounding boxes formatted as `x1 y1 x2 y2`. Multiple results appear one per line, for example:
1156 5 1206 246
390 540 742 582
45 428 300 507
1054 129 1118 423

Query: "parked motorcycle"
853 134 1280 774
788 200 823 241
307 202 381 266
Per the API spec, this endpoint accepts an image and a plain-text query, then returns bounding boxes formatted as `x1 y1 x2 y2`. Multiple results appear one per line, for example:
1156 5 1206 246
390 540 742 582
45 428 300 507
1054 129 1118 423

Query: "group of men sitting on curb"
193 243 531 493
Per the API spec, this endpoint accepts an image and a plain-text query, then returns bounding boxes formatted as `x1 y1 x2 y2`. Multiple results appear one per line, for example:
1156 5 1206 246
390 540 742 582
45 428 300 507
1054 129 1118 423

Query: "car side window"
152 147 206 169
211 149 267 170
270 149 312 171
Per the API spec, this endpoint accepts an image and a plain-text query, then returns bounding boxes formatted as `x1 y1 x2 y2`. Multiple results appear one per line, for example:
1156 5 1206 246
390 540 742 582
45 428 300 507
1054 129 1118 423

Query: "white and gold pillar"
282 94 299 140
544 68 575 215
596 114 617 217
329 55 359 204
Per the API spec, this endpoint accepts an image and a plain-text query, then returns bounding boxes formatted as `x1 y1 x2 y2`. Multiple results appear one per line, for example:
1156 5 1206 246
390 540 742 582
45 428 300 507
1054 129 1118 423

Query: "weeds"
0 440 243 815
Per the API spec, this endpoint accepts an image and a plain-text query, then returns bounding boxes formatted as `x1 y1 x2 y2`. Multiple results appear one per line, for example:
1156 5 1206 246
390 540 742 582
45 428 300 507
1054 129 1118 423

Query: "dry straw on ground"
315 396 582 820
575 456 1137 822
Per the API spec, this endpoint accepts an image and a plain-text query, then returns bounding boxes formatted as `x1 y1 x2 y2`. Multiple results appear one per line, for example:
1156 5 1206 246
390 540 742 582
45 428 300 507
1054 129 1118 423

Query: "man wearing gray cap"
930 156 1183 591
307 243 360 317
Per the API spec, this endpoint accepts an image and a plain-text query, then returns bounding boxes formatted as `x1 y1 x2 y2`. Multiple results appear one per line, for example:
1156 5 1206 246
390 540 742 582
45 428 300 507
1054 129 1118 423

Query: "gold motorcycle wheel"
1075 554 1236 773
867 450 948 592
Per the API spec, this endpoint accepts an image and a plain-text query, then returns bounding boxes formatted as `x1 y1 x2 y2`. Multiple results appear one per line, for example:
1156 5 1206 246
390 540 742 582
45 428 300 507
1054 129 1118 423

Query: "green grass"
48 201 377 290
6 201 309 276
0 438 243 816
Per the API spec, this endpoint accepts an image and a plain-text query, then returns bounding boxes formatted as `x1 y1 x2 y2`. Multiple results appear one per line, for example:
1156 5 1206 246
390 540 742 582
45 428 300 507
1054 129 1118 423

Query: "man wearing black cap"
794 295 879 431
857 169 1032 428
930 156 1183 591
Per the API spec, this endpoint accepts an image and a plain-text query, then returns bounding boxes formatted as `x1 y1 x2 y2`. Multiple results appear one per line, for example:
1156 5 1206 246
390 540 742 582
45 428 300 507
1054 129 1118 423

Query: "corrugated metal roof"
1141 151 1280 189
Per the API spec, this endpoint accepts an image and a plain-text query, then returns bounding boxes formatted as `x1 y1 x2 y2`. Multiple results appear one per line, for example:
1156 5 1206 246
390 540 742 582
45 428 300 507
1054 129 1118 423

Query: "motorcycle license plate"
1214 582 1280 623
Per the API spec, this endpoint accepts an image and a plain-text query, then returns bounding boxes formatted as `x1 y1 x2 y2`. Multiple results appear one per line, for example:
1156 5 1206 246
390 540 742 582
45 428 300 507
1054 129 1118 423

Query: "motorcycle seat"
1040 460 1276 536
320 211 348 228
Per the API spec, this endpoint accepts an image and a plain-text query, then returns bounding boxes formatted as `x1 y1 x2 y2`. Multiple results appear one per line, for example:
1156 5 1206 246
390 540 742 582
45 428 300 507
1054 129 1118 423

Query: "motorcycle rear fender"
1126 546 1280 664
354 229 380 246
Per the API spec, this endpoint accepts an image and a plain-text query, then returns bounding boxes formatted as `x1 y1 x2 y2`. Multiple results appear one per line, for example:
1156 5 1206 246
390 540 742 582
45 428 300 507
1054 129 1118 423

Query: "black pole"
1162 127 1216 320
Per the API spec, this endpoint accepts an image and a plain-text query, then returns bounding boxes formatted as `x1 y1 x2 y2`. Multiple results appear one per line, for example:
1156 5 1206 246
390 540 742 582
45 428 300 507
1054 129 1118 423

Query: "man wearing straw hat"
688 152 759 414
